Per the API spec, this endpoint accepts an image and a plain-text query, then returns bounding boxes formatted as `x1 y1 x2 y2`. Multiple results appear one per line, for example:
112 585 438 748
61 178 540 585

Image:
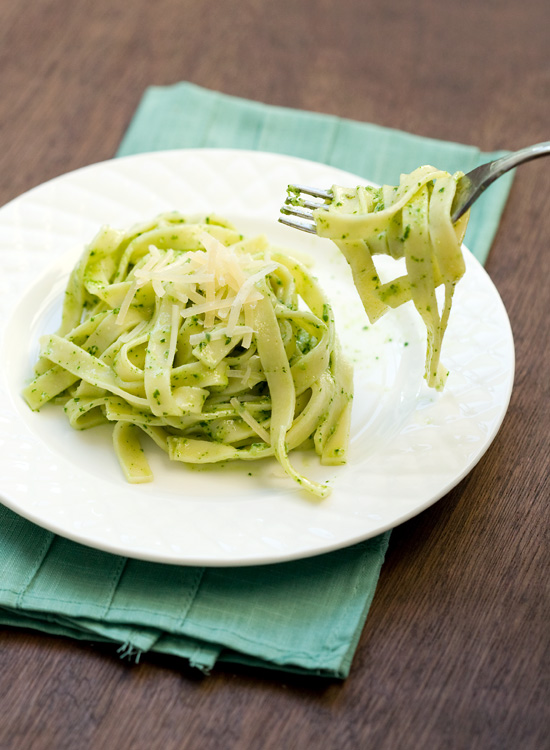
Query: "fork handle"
451 141 550 222
487 141 550 180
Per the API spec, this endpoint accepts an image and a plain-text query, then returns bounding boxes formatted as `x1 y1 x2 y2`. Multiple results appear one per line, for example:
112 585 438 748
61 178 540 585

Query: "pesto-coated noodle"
23 213 353 498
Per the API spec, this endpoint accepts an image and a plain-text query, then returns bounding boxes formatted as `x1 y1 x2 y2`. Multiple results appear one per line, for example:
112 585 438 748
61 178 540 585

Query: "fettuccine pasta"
310 166 469 390
23 213 353 498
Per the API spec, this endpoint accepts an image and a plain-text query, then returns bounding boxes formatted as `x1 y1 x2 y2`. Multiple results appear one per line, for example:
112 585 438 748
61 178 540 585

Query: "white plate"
0 149 514 566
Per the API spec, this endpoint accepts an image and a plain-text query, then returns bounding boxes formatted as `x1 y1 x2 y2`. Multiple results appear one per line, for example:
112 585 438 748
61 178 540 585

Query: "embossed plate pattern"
0 150 514 565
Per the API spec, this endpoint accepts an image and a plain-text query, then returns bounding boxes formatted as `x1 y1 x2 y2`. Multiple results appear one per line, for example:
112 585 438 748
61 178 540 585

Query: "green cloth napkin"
0 83 514 678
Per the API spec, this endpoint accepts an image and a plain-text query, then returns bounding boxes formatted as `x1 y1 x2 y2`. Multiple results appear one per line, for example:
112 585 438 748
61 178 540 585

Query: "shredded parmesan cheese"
230 397 271 444
116 231 277 350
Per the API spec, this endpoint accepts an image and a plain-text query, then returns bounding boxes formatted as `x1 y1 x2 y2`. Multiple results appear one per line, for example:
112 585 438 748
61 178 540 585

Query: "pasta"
309 166 469 390
23 213 353 498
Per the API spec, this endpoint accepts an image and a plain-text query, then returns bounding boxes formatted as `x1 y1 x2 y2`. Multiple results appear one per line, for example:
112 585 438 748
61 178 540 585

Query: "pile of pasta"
312 166 469 390
23 213 353 497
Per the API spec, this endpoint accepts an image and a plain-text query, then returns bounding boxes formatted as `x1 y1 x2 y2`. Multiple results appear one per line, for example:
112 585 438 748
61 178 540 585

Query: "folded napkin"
0 83 514 678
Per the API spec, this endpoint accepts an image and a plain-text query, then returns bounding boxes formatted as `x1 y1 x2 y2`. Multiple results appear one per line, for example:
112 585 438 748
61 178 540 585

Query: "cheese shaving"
230 397 271 444
116 232 276 350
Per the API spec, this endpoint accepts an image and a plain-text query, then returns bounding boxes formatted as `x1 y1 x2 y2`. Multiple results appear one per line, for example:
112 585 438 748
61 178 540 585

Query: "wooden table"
1 1 548 748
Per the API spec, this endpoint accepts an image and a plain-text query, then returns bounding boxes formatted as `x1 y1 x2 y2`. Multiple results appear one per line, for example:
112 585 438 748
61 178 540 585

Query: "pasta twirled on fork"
312 167 470 390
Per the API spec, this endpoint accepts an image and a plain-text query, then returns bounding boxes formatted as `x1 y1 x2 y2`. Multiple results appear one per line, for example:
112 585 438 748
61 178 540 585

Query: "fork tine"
285 196 329 211
280 204 315 221
278 215 317 234
288 184 333 200
279 184 332 234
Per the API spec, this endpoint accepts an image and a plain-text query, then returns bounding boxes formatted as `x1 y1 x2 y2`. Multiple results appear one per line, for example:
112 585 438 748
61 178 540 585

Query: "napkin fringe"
117 641 142 663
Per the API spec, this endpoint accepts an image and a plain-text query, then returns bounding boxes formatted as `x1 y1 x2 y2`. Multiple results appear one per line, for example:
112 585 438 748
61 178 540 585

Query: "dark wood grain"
1 1 548 748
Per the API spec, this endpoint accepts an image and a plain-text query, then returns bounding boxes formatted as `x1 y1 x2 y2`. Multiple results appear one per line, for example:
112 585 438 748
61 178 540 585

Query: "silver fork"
278 141 550 233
